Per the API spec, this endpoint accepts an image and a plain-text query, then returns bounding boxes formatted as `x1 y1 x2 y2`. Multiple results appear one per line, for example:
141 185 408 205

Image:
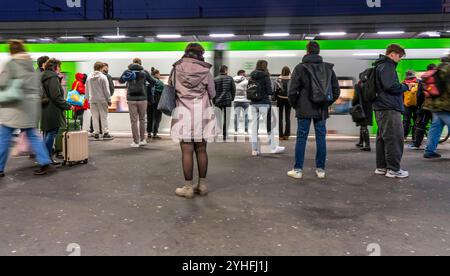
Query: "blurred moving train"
0 39 449 136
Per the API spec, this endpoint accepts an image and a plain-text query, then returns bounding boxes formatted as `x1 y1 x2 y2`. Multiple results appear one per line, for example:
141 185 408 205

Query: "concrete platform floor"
0 137 449 256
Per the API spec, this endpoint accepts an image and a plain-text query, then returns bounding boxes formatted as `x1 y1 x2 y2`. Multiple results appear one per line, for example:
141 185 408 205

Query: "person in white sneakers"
85 62 114 141
287 41 341 179
248 60 285 156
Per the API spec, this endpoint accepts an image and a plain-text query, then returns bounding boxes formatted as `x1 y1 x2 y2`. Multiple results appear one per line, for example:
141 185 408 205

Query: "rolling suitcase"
62 119 89 167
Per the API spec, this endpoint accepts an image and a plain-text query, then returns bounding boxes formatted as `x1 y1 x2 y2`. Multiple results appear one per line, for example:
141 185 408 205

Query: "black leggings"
180 140 208 181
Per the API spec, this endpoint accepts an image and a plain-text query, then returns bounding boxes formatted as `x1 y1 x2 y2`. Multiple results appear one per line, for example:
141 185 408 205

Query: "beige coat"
170 58 217 141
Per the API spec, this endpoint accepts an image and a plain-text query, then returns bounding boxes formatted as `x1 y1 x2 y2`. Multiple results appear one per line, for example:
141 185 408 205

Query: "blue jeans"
0 125 52 172
425 112 450 155
234 102 249 132
294 118 327 170
250 104 279 152
44 128 59 158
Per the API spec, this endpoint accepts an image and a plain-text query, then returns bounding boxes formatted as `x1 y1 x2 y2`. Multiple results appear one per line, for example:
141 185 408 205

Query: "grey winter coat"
0 53 41 129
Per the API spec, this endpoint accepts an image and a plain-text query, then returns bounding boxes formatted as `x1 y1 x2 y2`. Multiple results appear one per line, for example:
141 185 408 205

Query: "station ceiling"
1 14 450 42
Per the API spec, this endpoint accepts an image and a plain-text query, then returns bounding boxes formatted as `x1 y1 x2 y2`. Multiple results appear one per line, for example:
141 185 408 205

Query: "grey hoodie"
86 71 111 104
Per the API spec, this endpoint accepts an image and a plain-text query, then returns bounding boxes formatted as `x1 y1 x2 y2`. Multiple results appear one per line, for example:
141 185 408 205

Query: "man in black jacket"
373 44 413 178
214 65 236 141
102 63 115 96
287 41 340 179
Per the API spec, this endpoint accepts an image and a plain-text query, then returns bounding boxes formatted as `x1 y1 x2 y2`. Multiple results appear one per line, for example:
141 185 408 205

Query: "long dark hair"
281 66 291 77
256 60 269 75
183 43 205 61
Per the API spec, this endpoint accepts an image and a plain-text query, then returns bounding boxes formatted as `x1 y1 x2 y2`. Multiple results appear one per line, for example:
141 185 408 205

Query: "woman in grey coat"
0 40 54 177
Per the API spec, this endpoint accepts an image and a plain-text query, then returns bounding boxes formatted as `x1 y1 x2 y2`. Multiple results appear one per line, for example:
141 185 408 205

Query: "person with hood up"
423 55 450 159
72 73 89 129
119 58 156 148
233 70 250 134
170 43 217 199
274 66 292 140
85 62 114 141
0 40 54 176
40 58 73 164
249 60 285 157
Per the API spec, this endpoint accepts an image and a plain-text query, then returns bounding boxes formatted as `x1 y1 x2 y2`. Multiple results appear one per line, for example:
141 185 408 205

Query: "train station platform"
0 138 449 256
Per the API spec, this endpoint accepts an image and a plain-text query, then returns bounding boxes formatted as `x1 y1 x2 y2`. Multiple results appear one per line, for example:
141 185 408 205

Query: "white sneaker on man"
385 169 409 179
316 169 326 179
139 140 148 146
271 146 286 154
287 169 303 179
130 143 140 148
374 168 387 175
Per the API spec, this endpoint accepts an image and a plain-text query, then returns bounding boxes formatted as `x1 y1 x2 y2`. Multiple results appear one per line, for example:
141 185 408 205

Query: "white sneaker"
130 143 140 148
252 150 260 157
271 146 286 154
287 169 303 179
316 169 326 179
386 169 409 179
139 140 148 146
374 168 387 175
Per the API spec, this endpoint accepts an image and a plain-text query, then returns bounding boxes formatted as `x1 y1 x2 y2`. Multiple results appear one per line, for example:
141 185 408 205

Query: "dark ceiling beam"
0 14 449 37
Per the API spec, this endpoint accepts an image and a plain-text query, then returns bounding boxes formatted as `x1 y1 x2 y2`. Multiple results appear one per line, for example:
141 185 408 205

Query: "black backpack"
247 78 264 101
360 67 378 102
278 79 289 97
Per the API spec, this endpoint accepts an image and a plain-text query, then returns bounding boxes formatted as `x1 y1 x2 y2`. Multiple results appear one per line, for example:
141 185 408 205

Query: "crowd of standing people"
0 40 449 199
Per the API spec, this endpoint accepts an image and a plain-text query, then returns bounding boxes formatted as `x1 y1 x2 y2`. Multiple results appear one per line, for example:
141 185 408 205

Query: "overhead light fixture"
102 35 127 39
209 33 235 38
423 31 441 37
320 32 347 36
265 53 297 58
60 36 84 39
156 34 182 39
263 33 290 37
353 53 380 56
377 31 405 35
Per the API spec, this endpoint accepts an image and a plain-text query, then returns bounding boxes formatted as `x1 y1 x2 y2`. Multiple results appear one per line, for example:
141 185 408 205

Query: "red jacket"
72 73 90 111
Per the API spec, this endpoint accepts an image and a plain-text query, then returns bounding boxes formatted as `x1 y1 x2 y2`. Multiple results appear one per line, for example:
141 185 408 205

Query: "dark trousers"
376 110 404 171
358 125 371 148
147 103 163 136
73 110 85 129
278 102 291 137
217 106 231 140
403 106 418 140
413 109 432 147
90 117 102 134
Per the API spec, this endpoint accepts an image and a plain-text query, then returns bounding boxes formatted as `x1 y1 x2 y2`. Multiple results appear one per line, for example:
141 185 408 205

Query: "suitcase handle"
66 110 81 130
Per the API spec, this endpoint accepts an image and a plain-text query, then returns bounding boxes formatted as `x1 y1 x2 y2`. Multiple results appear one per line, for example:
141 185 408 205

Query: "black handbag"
351 88 366 123
157 68 177 116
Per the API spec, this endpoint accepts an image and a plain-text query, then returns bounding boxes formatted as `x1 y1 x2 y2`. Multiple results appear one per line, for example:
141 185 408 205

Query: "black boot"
356 127 363 148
